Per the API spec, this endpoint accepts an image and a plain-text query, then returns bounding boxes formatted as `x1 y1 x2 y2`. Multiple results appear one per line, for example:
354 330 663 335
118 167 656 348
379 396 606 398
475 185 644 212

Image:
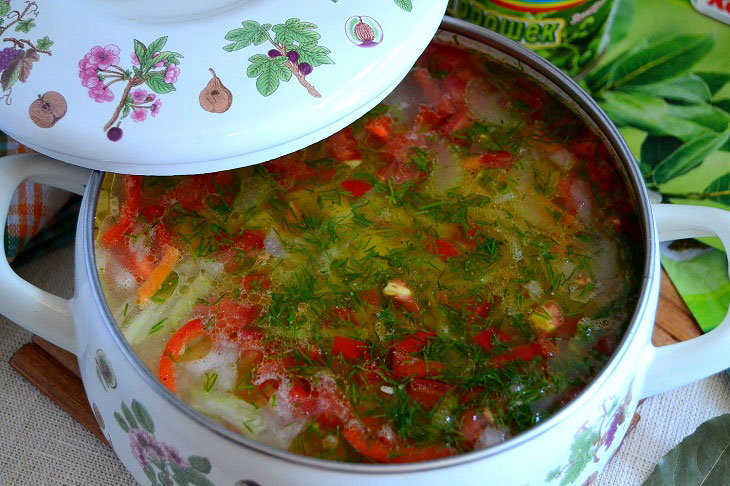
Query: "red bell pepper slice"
99 175 142 247
343 425 454 463
406 379 453 409
392 351 443 378
426 238 460 261
393 331 436 354
158 319 208 393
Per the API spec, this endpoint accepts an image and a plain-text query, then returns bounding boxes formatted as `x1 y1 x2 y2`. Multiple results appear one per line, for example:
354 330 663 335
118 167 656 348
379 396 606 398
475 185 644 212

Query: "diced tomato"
115 241 153 280
492 340 555 367
289 377 312 401
570 139 598 160
214 296 262 339
99 175 142 247
316 413 344 430
442 75 467 106
473 328 511 352
511 78 545 111
233 229 265 253
412 68 455 118
415 105 442 130
241 274 271 293
360 289 382 307
440 111 472 143
343 425 454 463
332 336 370 361
480 151 514 170
341 179 373 198
421 42 472 73
426 238 460 261
152 223 174 250
558 174 592 217
460 409 490 448
264 154 313 187
596 336 613 355
359 361 389 386
394 331 436 354
377 157 424 186
324 307 358 328
327 127 361 162
364 116 392 142
141 204 165 222
407 379 453 409
392 351 443 378
158 319 208 393
466 297 492 322
585 157 621 194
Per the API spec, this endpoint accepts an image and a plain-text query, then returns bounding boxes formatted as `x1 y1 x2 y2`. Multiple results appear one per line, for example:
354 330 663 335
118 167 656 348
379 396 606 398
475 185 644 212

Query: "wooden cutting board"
8 269 700 447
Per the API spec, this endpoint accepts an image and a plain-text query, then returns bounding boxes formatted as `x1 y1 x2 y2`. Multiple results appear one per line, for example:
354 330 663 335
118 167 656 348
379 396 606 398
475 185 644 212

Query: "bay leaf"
696 72 730 96
643 413 730 486
653 130 730 185
608 33 715 89
622 74 712 105
704 174 730 206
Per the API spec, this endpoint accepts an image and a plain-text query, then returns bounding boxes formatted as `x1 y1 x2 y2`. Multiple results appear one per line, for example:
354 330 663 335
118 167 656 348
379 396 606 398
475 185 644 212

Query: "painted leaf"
224 20 270 51
272 18 320 46
113 411 130 433
585 37 651 94
15 18 35 33
394 0 413 11
150 50 183 66
622 74 711 105
704 174 730 206
131 400 155 434
644 413 730 486
17 50 38 83
188 455 212 474
185 468 215 486
147 37 168 58
608 0 634 49
133 39 148 67
0 49 24 91
293 41 333 67
653 130 730 185
143 466 156 483
607 33 715 89
600 91 715 142
0 2 9 16
560 427 598 486
121 401 139 429
248 55 289 96
640 136 682 173
696 72 730 96
146 73 176 94
36 36 53 51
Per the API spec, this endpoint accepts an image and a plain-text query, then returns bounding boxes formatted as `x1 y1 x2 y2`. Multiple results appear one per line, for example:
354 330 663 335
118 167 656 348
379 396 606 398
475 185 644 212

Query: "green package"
447 0 618 77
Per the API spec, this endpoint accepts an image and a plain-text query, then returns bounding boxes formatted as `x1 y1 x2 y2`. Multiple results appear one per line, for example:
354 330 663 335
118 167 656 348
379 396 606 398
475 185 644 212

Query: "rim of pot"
81 16 657 475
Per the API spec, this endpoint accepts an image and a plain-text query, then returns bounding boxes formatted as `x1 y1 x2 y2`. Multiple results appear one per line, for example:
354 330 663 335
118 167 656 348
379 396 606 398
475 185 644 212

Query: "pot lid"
0 0 448 175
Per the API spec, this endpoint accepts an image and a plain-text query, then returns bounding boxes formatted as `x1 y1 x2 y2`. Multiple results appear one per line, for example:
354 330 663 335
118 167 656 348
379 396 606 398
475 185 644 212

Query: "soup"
95 41 641 463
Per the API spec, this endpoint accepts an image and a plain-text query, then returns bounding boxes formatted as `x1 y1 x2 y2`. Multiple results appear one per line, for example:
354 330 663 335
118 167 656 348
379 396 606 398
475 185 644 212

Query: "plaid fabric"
1 131 77 263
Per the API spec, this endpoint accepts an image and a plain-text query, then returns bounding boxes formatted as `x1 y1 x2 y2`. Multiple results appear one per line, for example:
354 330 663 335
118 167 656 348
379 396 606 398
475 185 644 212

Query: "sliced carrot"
158 318 207 393
364 116 392 142
137 245 180 306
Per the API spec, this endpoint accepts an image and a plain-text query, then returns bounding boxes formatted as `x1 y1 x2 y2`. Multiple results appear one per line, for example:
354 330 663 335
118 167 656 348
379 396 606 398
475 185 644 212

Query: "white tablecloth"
2 244 729 485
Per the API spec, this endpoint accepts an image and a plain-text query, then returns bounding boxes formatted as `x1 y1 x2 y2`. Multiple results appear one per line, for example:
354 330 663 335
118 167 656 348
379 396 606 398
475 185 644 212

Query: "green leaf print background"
586 0 730 332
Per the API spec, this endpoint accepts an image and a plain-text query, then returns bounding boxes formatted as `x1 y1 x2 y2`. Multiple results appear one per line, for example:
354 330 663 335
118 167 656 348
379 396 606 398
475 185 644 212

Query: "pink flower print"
80 68 101 88
150 98 162 117
131 89 148 104
131 108 147 123
89 83 114 103
163 64 180 84
131 52 140 66
78 53 91 71
148 93 156 101
88 44 120 70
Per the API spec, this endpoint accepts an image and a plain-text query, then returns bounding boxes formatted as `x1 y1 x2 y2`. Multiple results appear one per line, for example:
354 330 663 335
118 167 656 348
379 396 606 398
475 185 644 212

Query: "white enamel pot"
2 18 730 486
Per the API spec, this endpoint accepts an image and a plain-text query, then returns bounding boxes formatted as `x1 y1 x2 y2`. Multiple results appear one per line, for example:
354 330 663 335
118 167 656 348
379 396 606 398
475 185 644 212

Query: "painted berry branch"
103 76 144 132
272 39 320 98
223 18 334 98
2 37 50 55
0 1 39 38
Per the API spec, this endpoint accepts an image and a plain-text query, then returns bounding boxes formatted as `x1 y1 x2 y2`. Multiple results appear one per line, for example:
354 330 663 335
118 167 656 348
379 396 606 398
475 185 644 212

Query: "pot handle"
640 203 730 398
0 154 91 354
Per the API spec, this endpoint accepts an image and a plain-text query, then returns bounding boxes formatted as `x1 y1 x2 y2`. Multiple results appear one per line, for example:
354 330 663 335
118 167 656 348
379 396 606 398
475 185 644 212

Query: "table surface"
2 244 729 486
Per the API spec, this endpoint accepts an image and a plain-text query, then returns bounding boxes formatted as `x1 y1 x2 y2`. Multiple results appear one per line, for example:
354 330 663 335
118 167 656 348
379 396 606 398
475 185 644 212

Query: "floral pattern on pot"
77 37 182 142
223 19 333 98
114 400 216 486
0 1 53 105
95 348 117 390
546 389 633 485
